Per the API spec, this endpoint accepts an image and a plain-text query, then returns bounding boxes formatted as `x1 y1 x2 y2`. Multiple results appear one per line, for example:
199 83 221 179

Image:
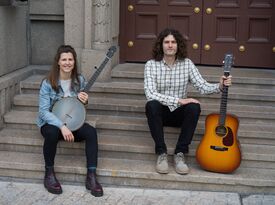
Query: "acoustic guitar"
52 46 117 131
196 53 241 173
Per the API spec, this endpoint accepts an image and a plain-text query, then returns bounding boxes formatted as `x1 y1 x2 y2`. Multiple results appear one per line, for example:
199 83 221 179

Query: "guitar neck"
219 71 230 126
83 56 110 93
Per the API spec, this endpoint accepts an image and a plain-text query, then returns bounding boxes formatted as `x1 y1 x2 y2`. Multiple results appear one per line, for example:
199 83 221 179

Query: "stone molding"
92 0 111 50
64 0 119 81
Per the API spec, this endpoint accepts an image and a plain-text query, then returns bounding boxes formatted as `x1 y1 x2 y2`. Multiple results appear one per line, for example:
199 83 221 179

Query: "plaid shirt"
144 58 220 111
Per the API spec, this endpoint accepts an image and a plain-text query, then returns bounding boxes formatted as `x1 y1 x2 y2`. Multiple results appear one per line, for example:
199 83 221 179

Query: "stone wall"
29 0 64 64
0 1 29 128
0 0 65 128
0 2 28 76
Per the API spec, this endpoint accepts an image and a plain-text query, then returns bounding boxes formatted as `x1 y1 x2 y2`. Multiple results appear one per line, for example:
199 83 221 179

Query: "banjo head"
52 97 86 131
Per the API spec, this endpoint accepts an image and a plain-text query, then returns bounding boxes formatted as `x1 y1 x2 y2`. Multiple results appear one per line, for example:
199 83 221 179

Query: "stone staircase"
0 63 275 194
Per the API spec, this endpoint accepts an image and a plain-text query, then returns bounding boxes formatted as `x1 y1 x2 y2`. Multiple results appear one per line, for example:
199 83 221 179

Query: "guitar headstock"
223 53 234 76
106 46 117 58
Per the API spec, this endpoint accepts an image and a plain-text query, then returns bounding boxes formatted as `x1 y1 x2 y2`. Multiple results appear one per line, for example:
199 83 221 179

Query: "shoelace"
158 154 167 164
175 153 185 163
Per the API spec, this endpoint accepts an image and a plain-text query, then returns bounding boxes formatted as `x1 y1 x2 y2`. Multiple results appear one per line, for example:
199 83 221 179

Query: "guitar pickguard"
223 127 234 146
215 125 234 147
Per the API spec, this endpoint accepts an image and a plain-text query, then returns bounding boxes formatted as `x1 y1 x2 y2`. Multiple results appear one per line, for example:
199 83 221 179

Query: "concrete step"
13 94 275 124
1 128 275 170
20 74 275 106
111 64 275 89
26 64 275 89
0 151 274 194
4 110 275 144
111 63 275 89
90 82 275 106
2 64 275 195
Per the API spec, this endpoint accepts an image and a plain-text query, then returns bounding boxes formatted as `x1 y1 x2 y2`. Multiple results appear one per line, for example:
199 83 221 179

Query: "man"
144 28 232 175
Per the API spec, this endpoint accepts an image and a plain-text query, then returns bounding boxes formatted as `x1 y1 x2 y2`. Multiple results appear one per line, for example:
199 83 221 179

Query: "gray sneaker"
156 153 169 174
174 152 189 174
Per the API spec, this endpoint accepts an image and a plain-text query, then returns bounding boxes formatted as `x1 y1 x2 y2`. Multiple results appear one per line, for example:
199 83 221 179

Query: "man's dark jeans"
145 100 201 155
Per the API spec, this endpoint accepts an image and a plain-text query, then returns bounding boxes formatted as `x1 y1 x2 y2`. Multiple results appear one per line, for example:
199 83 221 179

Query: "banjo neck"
83 46 117 93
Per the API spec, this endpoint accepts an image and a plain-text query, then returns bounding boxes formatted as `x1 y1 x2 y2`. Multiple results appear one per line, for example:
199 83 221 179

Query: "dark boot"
85 171 103 197
44 167 62 194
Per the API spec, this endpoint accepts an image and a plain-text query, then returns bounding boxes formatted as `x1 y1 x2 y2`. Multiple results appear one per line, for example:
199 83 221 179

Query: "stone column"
64 0 119 81
92 0 111 50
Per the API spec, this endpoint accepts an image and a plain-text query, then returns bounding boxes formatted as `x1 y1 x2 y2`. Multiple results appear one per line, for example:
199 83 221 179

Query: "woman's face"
58 52 75 76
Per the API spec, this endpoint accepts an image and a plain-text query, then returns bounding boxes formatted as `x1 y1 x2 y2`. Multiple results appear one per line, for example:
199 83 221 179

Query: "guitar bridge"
210 145 228 151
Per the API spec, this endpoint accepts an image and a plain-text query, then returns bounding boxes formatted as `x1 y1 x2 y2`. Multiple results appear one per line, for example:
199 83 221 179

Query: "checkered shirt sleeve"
144 59 220 111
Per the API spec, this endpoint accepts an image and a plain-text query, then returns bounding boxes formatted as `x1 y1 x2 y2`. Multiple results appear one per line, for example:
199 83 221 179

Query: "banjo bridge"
65 114 72 119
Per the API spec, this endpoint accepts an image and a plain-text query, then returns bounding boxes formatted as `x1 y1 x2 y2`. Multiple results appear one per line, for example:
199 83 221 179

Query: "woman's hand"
78 92 89 104
60 125 74 142
178 98 200 105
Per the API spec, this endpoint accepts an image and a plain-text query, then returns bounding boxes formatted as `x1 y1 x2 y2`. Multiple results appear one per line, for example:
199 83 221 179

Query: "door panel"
167 1 203 62
120 0 202 62
120 0 275 68
201 0 275 67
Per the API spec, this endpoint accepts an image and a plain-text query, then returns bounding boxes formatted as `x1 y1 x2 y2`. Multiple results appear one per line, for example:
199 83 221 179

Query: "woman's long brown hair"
46 45 80 92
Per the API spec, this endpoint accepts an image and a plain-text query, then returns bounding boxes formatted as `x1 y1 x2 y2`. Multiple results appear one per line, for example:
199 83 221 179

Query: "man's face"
162 34 177 57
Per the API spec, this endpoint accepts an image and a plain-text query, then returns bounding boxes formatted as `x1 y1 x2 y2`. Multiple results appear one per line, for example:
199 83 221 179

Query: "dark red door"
201 0 275 68
120 0 202 63
120 0 275 68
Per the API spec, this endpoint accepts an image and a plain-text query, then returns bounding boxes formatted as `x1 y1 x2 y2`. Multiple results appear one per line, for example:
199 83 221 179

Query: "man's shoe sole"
156 169 169 174
175 168 189 175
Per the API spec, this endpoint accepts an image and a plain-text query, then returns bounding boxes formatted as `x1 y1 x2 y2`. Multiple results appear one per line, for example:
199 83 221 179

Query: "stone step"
20 74 275 106
0 151 274 194
2 65 275 195
90 82 275 105
13 94 275 124
3 110 275 149
28 64 275 89
0 128 275 170
111 63 275 89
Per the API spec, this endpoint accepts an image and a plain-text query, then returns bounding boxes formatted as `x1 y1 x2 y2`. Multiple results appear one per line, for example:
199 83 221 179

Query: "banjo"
52 46 117 131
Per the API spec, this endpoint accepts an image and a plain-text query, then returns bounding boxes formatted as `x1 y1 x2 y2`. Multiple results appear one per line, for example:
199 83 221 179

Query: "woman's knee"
41 125 60 144
82 123 98 141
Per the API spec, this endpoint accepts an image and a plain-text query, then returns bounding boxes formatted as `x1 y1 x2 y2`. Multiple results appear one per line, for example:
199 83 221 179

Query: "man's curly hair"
152 28 188 61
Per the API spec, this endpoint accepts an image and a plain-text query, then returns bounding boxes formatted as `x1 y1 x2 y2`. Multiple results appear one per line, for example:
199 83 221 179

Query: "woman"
37 45 103 197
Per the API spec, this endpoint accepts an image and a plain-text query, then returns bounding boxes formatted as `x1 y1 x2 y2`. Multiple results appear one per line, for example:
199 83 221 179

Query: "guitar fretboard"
219 71 230 126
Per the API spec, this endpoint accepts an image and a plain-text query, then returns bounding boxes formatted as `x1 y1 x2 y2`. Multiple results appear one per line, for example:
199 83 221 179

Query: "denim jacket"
36 75 87 128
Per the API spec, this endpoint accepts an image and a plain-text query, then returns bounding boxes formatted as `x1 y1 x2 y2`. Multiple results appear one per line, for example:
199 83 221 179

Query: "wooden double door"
120 0 275 68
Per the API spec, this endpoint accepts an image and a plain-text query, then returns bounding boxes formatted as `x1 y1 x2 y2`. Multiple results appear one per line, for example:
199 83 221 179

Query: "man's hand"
219 75 232 90
178 98 200 105
60 125 74 142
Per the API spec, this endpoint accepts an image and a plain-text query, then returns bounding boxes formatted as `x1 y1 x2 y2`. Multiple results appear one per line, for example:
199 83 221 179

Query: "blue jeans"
145 100 201 155
41 123 98 168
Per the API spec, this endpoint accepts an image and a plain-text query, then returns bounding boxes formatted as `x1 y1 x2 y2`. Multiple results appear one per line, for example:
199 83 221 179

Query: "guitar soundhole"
215 126 227 137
